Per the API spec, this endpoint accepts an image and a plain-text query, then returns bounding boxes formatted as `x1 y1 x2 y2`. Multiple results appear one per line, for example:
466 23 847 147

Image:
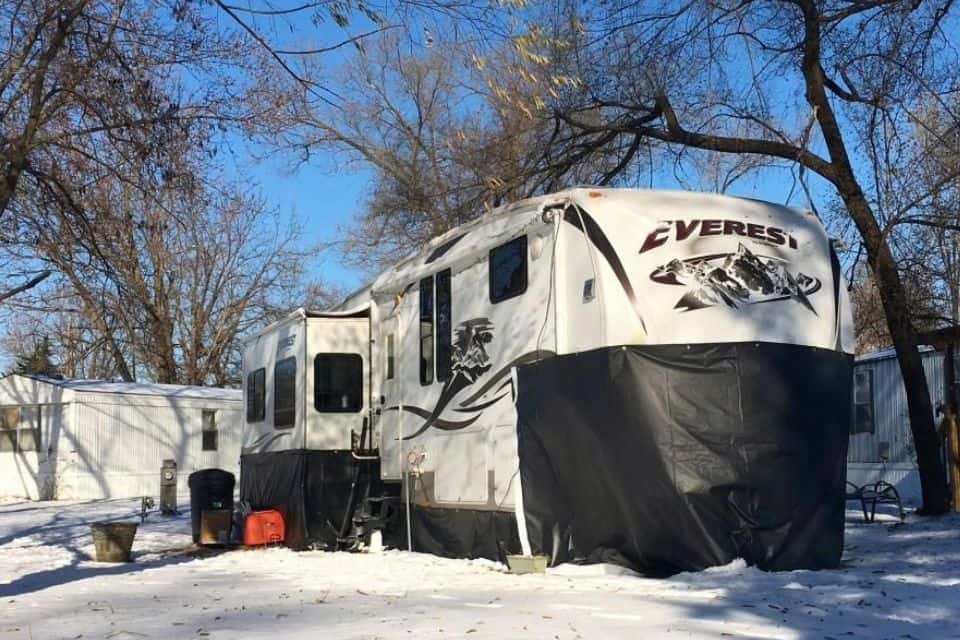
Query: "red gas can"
243 509 285 546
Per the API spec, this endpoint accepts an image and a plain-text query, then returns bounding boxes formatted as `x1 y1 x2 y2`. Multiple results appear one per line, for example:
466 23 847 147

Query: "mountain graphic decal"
393 318 499 441
650 243 821 314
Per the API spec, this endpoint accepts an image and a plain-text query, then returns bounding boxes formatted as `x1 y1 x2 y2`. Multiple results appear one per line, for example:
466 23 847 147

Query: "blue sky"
248 150 837 297
229 4 846 300
249 152 370 292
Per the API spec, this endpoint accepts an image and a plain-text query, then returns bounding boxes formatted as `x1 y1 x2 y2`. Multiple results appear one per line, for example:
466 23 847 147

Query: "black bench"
845 480 905 523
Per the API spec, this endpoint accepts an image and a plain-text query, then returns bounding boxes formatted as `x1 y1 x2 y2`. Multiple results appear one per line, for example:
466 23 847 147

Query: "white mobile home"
848 348 946 504
0 375 242 500
241 187 855 573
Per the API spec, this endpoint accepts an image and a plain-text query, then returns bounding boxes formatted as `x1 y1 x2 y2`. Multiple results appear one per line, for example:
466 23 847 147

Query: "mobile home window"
420 276 434 385
18 406 40 452
436 269 452 382
202 409 218 451
0 406 40 453
489 235 528 303
246 368 266 423
274 357 297 429
385 333 395 380
851 369 874 434
0 407 18 452
315 353 363 413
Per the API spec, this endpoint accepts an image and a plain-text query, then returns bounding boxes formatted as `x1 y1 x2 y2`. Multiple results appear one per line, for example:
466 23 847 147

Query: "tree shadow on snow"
641 513 960 639
0 547 212 599
0 499 130 549
0 498 210 599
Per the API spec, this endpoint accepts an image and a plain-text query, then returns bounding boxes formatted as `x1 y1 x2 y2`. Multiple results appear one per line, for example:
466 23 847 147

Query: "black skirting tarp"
384 505 520 561
239 450 362 550
516 342 852 574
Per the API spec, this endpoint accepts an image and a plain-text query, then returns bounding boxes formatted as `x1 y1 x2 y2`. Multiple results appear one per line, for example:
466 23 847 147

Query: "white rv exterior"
0 375 242 500
241 187 855 557
372 189 852 506
241 309 372 454
241 188 854 562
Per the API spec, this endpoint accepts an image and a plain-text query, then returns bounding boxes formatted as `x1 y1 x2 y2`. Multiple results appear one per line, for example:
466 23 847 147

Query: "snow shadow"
0 499 109 548
642 513 960 639
0 548 203 599
0 497 207 599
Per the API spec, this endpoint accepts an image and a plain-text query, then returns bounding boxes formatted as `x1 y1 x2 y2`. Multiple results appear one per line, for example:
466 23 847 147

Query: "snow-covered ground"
1 497 958 639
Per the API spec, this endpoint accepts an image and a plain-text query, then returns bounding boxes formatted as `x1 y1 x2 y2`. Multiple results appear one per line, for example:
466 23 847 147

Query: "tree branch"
0 270 52 303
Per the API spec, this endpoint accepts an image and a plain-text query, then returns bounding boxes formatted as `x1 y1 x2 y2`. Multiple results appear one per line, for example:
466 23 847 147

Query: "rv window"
246 368 266 423
425 233 466 264
314 353 363 413
274 357 297 429
851 369 874 434
489 235 528 303
385 334 395 380
202 409 218 451
436 269 452 382
420 276 434 385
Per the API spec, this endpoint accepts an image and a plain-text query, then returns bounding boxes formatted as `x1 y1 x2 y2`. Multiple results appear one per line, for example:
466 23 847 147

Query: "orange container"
243 509 285 546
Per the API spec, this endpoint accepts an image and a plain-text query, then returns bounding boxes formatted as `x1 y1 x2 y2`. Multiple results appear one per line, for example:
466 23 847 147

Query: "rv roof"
304 306 370 319
243 304 372 345
364 187 815 297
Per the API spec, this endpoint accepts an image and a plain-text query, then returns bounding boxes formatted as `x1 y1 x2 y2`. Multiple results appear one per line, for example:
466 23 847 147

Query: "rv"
241 187 855 573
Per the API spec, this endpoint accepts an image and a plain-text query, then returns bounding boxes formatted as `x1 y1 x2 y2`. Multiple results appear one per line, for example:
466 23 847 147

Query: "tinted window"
19 406 40 452
0 407 17 430
490 235 528 303
274 357 297 429
851 369 874 434
420 276 434 385
315 353 363 413
425 234 466 264
385 333 395 380
436 269 452 382
0 430 14 452
246 368 265 423
202 409 218 451
0 406 40 452
0 407 16 452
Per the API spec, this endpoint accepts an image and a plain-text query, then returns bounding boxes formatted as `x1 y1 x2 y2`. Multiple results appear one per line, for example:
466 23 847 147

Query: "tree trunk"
840 186 950 514
793 0 949 514
148 320 179 384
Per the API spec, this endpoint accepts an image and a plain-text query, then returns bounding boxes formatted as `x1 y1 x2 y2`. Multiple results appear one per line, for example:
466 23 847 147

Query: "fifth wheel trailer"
240 187 855 573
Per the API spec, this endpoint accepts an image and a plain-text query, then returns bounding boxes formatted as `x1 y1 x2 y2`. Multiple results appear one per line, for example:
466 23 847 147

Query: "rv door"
304 317 371 451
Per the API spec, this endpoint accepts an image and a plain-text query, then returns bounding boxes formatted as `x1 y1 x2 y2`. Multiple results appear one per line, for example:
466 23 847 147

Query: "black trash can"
188 469 235 544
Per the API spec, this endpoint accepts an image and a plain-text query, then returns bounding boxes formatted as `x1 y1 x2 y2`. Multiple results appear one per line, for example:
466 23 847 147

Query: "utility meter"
160 459 178 515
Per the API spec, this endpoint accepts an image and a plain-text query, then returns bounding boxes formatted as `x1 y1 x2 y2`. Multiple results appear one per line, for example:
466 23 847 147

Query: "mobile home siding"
847 349 945 505
62 395 242 499
0 375 241 500
848 350 944 464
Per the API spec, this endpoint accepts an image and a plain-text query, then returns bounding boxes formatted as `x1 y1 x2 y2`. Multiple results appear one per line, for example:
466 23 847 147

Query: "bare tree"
0 0 247 301
850 265 943 354
518 0 960 514
5 135 309 385
243 28 612 273
210 0 960 510
848 97 960 352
